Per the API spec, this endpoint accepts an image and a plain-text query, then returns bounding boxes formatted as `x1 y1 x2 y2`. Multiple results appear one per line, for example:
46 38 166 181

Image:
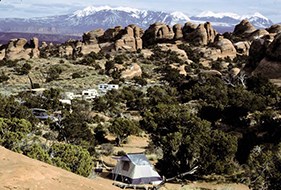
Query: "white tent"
112 153 162 184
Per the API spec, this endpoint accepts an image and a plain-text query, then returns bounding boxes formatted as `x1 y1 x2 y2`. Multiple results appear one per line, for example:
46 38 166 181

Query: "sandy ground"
0 146 120 190
114 135 149 154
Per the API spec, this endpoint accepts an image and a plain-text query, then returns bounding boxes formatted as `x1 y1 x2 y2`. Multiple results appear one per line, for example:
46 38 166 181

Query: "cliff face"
0 146 119 190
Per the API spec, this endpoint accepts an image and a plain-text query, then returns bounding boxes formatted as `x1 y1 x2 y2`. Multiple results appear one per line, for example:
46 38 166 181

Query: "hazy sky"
0 0 280 23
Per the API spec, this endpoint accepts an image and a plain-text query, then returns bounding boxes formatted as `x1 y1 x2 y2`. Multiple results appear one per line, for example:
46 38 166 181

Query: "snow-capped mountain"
191 11 273 28
66 6 190 31
0 5 274 35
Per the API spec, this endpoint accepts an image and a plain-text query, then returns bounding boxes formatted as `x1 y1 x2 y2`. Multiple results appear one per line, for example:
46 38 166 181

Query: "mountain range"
0 5 274 36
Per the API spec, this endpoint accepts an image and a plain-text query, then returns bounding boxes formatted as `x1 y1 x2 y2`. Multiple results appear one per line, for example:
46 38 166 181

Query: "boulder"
140 49 153 59
234 41 251 55
170 64 187 76
142 22 174 46
266 33 281 61
83 28 104 45
230 68 241 77
233 19 256 36
253 58 281 79
185 22 217 45
266 24 281 34
121 63 142 79
173 24 183 40
214 35 237 55
249 29 269 41
40 41 48 49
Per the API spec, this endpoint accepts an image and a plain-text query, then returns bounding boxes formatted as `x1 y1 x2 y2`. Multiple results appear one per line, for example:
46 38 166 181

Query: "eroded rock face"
102 26 123 42
233 19 256 36
115 25 143 52
4 38 40 60
248 35 275 68
253 58 281 78
142 22 174 46
182 22 197 35
173 24 183 40
30 37 40 58
83 29 105 45
214 35 237 55
266 33 281 61
184 22 217 45
246 33 281 76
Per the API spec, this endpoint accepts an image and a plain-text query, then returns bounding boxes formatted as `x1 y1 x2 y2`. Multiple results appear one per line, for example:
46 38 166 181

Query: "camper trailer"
82 89 99 100
98 84 119 94
112 153 162 185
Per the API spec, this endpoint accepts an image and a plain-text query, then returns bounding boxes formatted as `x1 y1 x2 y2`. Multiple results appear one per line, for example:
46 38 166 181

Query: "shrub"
72 72 82 79
0 71 9 83
100 143 114 156
15 63 32 75
46 65 63 82
50 143 93 177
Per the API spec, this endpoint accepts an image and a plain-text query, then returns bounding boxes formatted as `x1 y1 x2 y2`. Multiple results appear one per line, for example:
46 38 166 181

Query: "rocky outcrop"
121 63 142 79
0 46 6 60
157 43 189 62
266 33 281 61
233 19 256 36
253 58 281 78
170 64 187 76
246 33 281 78
214 35 237 56
266 24 281 34
30 37 40 58
182 22 197 35
173 24 183 40
4 38 40 60
234 41 251 55
115 25 143 52
83 29 104 45
249 29 269 41
248 34 275 69
184 22 217 45
142 22 174 46
102 26 123 42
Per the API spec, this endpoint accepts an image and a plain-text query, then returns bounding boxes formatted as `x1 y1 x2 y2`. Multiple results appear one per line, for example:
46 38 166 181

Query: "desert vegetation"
1 19 281 190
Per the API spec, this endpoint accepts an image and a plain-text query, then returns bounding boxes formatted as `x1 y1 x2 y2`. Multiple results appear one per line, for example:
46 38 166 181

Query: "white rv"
82 89 99 100
98 84 119 93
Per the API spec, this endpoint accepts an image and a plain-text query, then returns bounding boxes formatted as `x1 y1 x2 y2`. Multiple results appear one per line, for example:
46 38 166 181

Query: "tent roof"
120 153 151 166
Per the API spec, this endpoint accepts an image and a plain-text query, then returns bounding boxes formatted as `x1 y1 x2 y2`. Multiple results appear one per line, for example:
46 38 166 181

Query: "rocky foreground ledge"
0 146 120 190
